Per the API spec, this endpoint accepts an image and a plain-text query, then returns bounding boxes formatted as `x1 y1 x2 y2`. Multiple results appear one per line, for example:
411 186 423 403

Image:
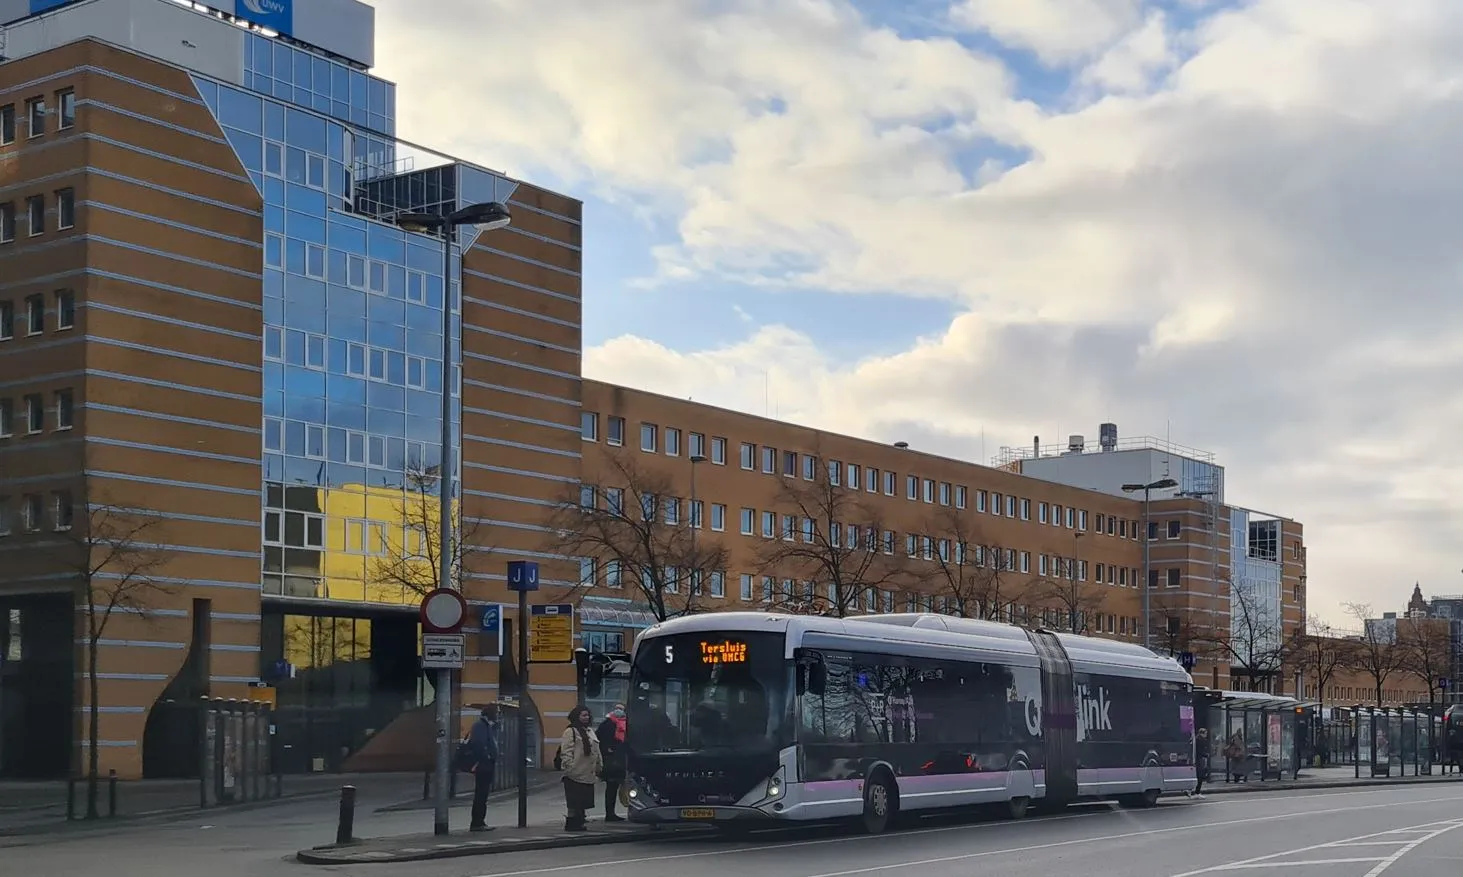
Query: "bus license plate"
680 808 716 819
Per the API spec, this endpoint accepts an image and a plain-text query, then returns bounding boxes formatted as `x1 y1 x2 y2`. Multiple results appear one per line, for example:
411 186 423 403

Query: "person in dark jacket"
468 705 500 832
596 704 627 821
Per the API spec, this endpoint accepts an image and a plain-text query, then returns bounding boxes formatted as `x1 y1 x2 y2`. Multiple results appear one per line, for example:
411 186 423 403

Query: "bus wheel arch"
860 766 899 834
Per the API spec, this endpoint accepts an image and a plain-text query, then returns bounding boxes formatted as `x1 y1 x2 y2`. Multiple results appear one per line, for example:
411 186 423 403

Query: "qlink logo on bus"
241 0 288 16
1076 684 1113 734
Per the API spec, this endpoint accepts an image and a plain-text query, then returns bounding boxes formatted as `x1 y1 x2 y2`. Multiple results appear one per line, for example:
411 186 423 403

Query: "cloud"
374 0 1463 621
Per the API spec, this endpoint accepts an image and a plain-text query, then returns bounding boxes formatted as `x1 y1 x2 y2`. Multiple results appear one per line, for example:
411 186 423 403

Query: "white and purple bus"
624 611 1196 834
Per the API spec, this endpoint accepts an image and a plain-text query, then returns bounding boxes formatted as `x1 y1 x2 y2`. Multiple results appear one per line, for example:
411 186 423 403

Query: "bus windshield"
628 630 793 756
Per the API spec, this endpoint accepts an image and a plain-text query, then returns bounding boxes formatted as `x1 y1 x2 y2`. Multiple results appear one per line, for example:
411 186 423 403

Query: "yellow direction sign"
529 604 575 663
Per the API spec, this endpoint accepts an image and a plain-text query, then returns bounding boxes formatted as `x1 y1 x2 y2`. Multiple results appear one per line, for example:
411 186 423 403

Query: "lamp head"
450 201 512 231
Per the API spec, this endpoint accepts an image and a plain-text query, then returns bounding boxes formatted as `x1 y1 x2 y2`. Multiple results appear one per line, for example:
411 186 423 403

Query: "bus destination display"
699 640 748 665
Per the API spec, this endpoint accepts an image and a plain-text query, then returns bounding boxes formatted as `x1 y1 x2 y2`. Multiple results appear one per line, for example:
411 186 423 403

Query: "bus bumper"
629 804 779 825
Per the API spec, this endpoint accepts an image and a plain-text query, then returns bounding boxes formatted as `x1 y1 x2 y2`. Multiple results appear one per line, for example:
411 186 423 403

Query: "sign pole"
517 583 529 829
419 589 467 837
505 560 538 830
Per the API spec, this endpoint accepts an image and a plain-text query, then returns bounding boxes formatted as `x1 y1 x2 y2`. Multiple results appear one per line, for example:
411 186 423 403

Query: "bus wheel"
1119 789 1160 809
1006 796 1030 820
861 775 896 834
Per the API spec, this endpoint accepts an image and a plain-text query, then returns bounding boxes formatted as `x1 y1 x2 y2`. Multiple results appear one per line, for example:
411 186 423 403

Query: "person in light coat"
559 704 603 831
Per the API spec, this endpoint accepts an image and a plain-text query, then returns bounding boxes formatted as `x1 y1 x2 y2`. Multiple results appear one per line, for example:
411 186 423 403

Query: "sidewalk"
1201 764 1463 794
298 786 711 865
0 771 425 837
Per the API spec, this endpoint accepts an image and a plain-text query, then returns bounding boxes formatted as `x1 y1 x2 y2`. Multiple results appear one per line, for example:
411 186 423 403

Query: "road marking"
471 792 1463 877
1168 818 1463 877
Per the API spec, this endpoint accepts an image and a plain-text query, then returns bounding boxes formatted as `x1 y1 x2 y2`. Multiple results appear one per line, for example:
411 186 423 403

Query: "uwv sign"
233 0 293 35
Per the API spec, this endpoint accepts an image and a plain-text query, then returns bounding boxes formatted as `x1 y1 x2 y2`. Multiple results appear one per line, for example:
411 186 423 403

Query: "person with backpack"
466 705 500 831
596 703 628 821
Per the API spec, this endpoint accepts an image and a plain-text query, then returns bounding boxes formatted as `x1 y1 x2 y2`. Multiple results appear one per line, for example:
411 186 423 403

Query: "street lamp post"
396 202 512 838
1121 477 1177 650
1070 532 1084 633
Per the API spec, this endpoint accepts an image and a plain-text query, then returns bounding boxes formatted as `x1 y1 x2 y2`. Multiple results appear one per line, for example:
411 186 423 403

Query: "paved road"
9 783 1463 876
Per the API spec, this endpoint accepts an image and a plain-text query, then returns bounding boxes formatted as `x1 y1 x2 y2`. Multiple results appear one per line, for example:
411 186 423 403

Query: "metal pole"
517 588 529 828
1141 486 1152 649
431 219 455 837
690 461 698 593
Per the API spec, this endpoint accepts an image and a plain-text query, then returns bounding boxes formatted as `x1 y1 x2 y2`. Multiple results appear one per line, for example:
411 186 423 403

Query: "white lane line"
1169 818 1463 877
471 791 1463 877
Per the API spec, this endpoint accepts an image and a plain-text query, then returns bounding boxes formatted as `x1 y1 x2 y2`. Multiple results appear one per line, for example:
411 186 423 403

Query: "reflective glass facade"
192 46 514 607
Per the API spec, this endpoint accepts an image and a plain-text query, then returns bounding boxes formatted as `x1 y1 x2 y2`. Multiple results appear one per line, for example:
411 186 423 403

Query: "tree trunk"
87 632 100 819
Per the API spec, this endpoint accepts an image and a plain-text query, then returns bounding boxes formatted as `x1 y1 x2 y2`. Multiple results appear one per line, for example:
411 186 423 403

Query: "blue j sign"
232 0 294 37
506 561 540 593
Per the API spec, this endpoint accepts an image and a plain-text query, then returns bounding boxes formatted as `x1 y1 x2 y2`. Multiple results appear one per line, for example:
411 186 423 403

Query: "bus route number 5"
664 644 674 663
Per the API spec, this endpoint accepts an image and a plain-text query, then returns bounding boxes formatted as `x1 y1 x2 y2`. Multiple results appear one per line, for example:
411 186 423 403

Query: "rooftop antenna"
1164 419 1172 477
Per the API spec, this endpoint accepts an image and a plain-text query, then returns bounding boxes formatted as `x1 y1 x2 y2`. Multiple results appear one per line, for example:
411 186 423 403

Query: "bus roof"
639 612 1192 684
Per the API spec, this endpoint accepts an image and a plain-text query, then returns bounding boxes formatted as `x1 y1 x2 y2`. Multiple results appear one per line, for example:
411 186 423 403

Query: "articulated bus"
624 612 1195 833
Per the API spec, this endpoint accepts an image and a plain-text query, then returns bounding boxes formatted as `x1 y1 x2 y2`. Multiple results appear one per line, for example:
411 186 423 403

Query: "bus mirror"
807 660 827 697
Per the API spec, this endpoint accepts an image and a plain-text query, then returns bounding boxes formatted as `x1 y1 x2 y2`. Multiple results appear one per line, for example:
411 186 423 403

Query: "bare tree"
918 508 1031 620
545 451 727 621
48 495 170 818
1397 615 1453 708
1151 592 1223 664
1342 602 1411 706
753 459 911 617
1284 616 1355 709
1032 558 1106 635
1206 580 1287 692
369 463 493 598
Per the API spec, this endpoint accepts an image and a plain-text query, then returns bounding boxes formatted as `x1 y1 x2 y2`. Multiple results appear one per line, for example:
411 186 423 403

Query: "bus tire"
860 774 897 834
1119 789 1161 809
1006 796 1030 820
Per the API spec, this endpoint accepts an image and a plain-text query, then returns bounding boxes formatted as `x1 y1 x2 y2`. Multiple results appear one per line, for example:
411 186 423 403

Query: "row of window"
0 188 76 244
580 412 1150 541
262 416 438 471
261 509 431 557
0 390 75 438
0 88 76 146
0 490 73 536
264 328 440 389
0 290 76 340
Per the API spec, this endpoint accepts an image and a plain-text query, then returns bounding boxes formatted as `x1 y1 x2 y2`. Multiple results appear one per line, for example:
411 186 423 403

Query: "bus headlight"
765 767 785 801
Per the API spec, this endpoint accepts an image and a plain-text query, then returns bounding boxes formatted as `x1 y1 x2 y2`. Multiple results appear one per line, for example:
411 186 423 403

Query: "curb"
0 787 345 839
374 776 560 813
296 826 711 865
1202 775 1462 794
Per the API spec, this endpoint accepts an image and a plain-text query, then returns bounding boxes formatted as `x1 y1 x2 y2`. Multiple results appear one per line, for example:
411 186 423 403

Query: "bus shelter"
1196 690 1303 783
1350 706 1437 778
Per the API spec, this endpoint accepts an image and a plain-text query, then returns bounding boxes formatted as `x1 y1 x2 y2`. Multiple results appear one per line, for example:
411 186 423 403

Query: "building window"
939 482 951 506
761 511 775 538
711 503 725 531
710 435 726 464
922 478 934 503
709 570 725 598
56 188 74 229
803 454 816 480
640 422 657 452
24 295 43 335
22 494 42 531
24 394 42 433
26 195 44 236
884 471 896 496
56 89 76 129
1039 502 1048 524
0 301 12 339
847 463 861 490
906 474 918 500
0 104 13 144
761 446 776 474
52 491 73 530
0 203 13 243
740 507 754 535
54 290 74 330
607 416 624 446
1168 519 1181 538
0 398 11 437
665 427 680 456
783 450 797 477
955 485 967 509
740 574 754 601
580 411 598 441
828 460 841 486
1079 509 1088 530
739 442 755 470
25 97 44 138
54 390 72 430
689 432 705 458
1167 568 1181 588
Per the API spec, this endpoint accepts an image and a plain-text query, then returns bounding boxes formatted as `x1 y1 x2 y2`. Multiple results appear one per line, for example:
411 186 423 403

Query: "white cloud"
374 0 1463 621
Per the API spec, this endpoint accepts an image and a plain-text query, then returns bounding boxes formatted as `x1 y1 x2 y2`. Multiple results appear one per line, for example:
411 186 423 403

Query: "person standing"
1192 727 1210 797
467 705 499 832
559 705 603 831
596 704 628 822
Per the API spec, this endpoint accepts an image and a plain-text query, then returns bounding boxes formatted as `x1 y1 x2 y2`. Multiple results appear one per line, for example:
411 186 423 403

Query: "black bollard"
66 778 76 821
335 785 357 845
108 770 117 817
423 770 431 800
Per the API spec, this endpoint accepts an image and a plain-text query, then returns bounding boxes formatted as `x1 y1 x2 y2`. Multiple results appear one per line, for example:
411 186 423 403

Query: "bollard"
335 785 357 845
448 767 458 799
66 778 76 821
108 770 117 818
423 770 431 800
